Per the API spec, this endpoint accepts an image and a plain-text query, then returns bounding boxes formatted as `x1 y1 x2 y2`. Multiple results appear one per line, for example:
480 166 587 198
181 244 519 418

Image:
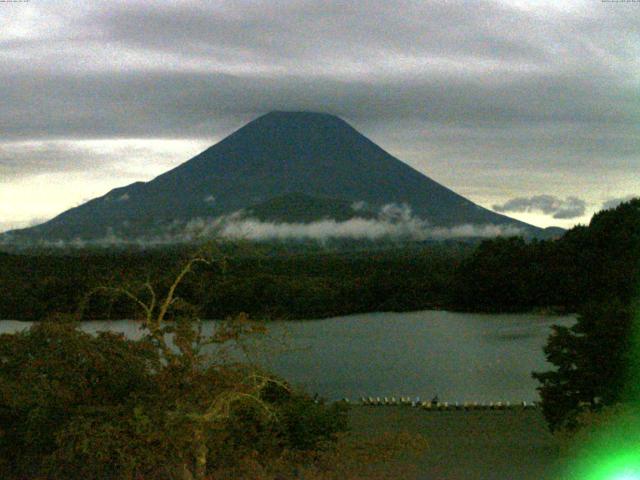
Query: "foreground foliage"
533 199 640 431
0 254 352 479
0 319 352 479
0 251 429 479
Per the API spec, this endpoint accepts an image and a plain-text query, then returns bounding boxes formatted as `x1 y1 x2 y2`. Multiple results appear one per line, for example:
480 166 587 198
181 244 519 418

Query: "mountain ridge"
3 111 553 245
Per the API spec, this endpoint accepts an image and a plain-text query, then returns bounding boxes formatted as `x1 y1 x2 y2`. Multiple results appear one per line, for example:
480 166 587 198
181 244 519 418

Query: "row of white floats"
340 397 538 410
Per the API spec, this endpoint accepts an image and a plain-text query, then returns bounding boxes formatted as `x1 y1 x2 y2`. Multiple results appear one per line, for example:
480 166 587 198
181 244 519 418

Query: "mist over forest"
1 199 637 322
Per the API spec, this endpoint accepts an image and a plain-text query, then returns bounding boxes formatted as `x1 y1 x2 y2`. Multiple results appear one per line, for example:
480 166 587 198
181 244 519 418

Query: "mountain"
242 193 378 224
3 111 551 245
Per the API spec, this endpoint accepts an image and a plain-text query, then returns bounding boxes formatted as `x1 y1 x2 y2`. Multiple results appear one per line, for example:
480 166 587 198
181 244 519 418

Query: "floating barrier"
352 397 540 411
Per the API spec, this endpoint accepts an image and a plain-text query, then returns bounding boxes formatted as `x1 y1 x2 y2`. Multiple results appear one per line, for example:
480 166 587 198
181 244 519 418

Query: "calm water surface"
0 310 574 402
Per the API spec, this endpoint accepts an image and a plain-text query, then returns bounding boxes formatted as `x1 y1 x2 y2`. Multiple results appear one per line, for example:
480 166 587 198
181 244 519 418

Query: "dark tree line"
452 200 640 312
0 244 469 321
532 198 640 430
0 201 638 325
448 198 640 430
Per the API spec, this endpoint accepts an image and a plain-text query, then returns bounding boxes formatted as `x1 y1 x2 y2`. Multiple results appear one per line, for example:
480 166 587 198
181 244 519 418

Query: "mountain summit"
4 111 544 244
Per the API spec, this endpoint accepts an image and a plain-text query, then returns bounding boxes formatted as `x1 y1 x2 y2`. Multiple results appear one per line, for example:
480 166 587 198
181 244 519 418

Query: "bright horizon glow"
2 132 630 234
0 138 210 234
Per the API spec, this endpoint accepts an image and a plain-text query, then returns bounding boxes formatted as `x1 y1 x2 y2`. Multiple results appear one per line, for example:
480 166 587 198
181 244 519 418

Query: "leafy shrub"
0 320 159 479
0 320 350 479
0 256 350 479
533 300 634 431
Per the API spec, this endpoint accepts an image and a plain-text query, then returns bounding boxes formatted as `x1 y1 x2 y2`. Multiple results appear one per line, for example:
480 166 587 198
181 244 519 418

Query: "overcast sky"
1 0 639 232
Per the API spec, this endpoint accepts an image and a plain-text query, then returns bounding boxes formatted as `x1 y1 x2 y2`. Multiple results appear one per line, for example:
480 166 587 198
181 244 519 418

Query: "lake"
0 310 574 403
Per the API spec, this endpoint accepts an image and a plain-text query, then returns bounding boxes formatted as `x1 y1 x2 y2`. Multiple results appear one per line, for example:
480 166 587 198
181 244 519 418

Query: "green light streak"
559 296 640 480
560 415 640 479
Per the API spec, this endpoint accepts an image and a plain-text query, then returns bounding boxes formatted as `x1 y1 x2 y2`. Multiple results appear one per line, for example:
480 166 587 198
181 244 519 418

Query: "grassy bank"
348 406 560 479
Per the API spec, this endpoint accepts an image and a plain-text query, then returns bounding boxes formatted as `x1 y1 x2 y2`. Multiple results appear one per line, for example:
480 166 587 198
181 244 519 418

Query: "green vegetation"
0 200 638 322
0 243 468 321
0 253 427 479
533 300 635 431
533 199 640 433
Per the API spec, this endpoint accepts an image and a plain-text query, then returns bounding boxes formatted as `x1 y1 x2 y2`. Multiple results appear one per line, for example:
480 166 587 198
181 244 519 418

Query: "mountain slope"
241 193 378 224
4 111 542 243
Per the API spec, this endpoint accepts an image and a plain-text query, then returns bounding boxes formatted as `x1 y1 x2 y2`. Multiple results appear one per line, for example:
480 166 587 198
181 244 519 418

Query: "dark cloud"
2 70 638 143
492 195 586 219
1 1 639 142
94 1 548 67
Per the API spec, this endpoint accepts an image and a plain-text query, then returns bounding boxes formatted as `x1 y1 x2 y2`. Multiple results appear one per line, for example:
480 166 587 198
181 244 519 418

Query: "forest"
0 199 638 321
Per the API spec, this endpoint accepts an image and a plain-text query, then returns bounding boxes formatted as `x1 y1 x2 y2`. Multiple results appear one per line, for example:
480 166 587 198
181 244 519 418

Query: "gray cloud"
88 1 640 79
492 195 586 219
0 139 207 181
93 1 549 69
0 217 47 235
1 70 636 141
1 0 639 227
2 1 640 142
0 142 115 179
601 194 638 211
212 218 522 242
0 221 25 234
1 203 523 247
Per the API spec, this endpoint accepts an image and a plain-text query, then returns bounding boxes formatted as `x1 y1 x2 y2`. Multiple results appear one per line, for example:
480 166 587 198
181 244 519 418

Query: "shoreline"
0 307 576 323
